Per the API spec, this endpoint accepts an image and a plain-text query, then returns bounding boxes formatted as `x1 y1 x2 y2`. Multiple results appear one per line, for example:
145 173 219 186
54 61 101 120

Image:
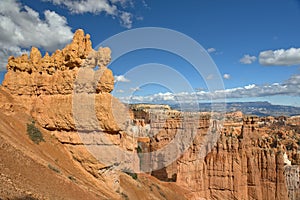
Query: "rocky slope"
0 29 187 200
0 29 299 200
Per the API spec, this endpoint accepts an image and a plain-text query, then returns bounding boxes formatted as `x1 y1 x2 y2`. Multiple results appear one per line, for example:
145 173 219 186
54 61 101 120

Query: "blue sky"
1 0 300 106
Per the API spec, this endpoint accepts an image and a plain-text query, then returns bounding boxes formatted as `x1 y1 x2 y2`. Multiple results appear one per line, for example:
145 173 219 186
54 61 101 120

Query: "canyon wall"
1 29 136 181
132 106 300 200
1 29 299 200
285 165 300 200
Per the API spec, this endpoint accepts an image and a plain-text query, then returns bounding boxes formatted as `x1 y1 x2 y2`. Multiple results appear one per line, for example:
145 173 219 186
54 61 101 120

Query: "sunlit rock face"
133 106 300 200
2 28 300 200
1 29 136 179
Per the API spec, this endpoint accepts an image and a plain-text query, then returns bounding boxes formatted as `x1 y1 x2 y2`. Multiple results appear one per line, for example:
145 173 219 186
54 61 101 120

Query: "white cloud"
223 74 231 80
195 88 205 92
130 87 140 92
244 84 256 89
45 0 133 28
118 74 300 104
119 12 133 28
156 92 175 101
239 54 257 64
0 0 73 71
285 74 300 85
207 48 216 53
110 0 134 8
259 48 300 66
116 89 125 93
114 75 130 83
46 0 116 14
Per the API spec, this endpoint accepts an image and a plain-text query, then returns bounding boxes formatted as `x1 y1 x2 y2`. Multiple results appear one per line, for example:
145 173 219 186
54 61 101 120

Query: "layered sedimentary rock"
2 29 300 200
3 29 112 94
2 29 124 132
1 29 135 180
132 106 300 200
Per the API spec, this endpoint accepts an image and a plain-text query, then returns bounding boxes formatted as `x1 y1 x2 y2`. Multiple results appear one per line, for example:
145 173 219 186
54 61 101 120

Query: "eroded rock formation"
285 165 300 200
132 106 300 200
1 29 300 200
3 29 112 96
1 29 135 181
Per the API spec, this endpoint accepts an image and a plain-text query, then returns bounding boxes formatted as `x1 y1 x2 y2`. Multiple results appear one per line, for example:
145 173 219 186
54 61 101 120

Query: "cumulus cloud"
259 48 300 66
44 0 116 14
119 11 133 28
45 0 133 28
118 74 300 104
223 74 231 80
285 74 300 85
114 75 130 83
244 84 256 89
110 0 134 8
207 48 216 53
0 0 73 71
239 54 257 64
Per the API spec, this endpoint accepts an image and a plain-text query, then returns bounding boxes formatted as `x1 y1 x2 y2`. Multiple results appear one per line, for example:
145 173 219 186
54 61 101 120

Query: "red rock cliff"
1 29 299 200
132 106 300 200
